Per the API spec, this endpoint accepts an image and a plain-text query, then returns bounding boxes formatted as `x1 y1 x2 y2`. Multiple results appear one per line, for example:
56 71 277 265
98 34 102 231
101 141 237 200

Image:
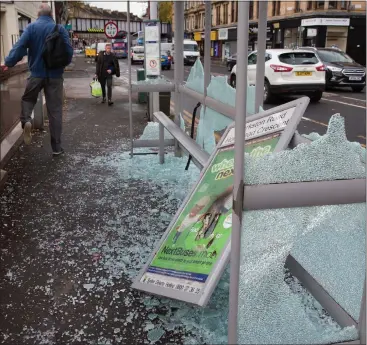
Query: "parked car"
299 47 365 92
131 46 144 64
229 49 326 103
161 51 172 70
226 54 237 72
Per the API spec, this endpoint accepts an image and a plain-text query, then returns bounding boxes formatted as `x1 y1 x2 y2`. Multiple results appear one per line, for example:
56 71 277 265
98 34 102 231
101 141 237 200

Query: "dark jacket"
96 51 120 78
5 15 73 78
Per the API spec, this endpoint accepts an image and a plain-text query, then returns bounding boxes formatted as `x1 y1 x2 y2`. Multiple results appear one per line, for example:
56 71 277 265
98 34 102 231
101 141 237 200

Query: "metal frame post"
254 0 268 112
127 0 133 157
228 1 250 344
159 122 165 164
173 1 184 156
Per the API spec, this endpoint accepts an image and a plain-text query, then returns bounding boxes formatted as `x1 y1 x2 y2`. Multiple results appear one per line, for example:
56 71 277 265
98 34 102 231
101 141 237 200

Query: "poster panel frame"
132 97 310 306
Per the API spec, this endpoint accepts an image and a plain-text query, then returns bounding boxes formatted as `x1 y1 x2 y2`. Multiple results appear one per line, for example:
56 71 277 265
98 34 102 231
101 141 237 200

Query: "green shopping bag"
90 79 102 98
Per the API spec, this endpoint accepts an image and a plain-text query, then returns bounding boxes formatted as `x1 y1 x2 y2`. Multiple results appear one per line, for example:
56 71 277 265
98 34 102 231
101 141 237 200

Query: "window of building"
256 1 259 18
249 0 254 19
235 1 238 21
340 0 349 9
284 28 299 48
328 1 337 8
272 1 280 16
307 1 313 10
317 1 325 9
223 3 228 24
272 1 276 16
216 5 221 25
295 1 300 12
231 1 235 22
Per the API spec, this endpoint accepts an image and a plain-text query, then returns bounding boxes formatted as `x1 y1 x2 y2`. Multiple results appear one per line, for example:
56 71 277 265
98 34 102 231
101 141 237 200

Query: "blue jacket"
5 16 73 78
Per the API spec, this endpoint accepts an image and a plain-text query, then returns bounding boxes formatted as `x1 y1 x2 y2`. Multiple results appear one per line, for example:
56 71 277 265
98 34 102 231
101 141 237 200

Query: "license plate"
295 72 312 76
137 55 144 59
349 77 362 81
161 58 165 62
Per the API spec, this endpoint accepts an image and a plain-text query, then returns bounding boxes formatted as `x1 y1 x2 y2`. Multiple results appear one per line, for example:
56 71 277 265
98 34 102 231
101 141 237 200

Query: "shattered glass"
237 114 365 343
185 59 262 154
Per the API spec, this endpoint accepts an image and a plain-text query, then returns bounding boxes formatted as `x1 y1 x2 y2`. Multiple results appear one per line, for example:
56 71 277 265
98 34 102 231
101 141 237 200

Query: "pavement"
0 60 186 344
0 56 366 344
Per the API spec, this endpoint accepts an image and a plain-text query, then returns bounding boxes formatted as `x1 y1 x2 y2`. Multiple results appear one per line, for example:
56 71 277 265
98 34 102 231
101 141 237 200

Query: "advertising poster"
139 132 280 294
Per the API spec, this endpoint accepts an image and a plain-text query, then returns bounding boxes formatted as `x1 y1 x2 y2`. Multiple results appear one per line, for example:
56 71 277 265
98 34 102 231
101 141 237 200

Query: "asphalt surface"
115 58 366 147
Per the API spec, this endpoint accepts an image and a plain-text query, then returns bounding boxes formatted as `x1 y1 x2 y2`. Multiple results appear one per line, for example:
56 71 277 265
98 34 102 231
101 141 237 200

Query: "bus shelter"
125 1 366 344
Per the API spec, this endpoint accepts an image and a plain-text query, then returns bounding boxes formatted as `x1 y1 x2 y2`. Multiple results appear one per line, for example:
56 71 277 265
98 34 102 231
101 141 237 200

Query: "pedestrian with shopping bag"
95 43 120 106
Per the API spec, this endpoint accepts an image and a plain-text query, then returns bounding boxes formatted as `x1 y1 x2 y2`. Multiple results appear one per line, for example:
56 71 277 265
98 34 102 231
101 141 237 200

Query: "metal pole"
254 0 267 112
201 1 211 152
149 1 160 120
159 122 164 164
174 1 184 156
127 0 133 157
228 1 249 344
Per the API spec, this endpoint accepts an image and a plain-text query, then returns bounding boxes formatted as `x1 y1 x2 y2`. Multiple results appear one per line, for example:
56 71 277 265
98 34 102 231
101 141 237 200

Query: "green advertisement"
144 133 280 285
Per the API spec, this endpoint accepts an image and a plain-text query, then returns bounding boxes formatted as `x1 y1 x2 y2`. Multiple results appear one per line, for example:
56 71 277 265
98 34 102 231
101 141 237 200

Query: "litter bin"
137 69 147 104
146 92 171 118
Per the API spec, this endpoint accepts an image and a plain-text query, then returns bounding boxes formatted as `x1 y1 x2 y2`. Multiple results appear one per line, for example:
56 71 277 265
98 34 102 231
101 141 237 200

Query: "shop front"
248 24 274 51
193 30 218 57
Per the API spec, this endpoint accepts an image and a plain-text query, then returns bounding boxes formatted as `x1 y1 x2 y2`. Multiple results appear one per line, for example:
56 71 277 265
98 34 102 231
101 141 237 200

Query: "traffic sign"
104 21 118 39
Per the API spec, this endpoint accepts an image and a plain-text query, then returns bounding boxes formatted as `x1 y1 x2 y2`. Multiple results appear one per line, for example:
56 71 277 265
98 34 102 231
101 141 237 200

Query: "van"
172 40 200 65
97 42 108 55
161 42 174 56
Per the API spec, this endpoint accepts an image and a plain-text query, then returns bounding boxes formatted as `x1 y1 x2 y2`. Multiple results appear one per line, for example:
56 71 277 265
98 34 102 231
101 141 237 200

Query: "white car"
131 46 144 64
229 49 326 103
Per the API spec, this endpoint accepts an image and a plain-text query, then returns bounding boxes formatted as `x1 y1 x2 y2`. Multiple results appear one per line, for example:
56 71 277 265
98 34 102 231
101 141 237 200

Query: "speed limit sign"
104 21 118 39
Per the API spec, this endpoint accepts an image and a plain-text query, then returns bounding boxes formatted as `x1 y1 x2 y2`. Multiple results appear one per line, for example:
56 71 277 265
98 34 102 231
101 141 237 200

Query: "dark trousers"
21 77 63 152
98 76 112 100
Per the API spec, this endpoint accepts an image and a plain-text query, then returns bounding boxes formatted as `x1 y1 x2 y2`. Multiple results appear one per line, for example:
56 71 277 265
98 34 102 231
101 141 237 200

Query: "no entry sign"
104 21 118 39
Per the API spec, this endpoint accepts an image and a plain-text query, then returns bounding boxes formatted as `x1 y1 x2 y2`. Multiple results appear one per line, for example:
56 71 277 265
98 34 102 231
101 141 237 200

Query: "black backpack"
42 24 69 69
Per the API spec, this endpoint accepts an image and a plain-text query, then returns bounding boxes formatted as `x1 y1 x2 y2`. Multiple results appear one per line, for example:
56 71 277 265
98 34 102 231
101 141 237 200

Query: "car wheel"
131 58 134 65
351 86 365 92
309 90 323 102
230 74 236 89
263 81 274 104
167 65 171 70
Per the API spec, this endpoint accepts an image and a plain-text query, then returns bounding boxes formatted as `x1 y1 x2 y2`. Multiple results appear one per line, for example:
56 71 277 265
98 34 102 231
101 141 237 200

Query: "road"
116 59 366 147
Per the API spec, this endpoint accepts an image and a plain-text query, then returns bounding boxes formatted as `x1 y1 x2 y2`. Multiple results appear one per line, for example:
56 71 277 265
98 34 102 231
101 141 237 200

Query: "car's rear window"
278 52 319 65
133 47 144 53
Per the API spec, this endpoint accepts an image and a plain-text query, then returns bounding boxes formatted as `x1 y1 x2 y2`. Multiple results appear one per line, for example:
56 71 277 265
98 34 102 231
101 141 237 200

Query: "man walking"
2 4 73 156
95 43 120 105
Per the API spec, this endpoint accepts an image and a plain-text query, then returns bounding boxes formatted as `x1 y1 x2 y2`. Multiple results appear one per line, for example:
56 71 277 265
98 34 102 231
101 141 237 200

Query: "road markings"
324 92 366 102
321 98 366 109
302 117 328 127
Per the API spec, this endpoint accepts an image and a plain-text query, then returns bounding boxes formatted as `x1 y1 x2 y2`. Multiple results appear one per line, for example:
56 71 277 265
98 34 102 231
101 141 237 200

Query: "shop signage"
307 28 317 37
249 26 271 34
132 97 309 306
218 28 228 40
301 18 350 27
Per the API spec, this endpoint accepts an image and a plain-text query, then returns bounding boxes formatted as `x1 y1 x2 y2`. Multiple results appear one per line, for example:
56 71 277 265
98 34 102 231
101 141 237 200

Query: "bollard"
33 91 44 130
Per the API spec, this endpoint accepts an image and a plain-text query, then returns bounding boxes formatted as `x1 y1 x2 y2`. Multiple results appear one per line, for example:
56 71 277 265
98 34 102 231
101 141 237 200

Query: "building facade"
0 1 42 63
183 0 366 65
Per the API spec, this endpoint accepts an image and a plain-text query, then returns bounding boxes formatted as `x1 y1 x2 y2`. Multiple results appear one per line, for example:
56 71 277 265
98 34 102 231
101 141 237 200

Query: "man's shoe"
108 100 114 106
101 98 106 104
23 122 32 145
53 148 65 157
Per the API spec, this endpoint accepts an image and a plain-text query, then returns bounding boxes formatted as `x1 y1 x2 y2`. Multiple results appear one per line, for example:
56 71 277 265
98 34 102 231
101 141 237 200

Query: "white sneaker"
23 122 32 145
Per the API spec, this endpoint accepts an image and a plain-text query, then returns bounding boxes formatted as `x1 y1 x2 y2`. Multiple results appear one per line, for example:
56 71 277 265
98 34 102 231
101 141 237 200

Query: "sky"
87 1 148 17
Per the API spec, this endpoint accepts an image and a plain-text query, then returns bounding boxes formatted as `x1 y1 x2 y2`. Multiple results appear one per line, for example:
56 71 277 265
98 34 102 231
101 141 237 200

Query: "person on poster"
172 196 211 245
